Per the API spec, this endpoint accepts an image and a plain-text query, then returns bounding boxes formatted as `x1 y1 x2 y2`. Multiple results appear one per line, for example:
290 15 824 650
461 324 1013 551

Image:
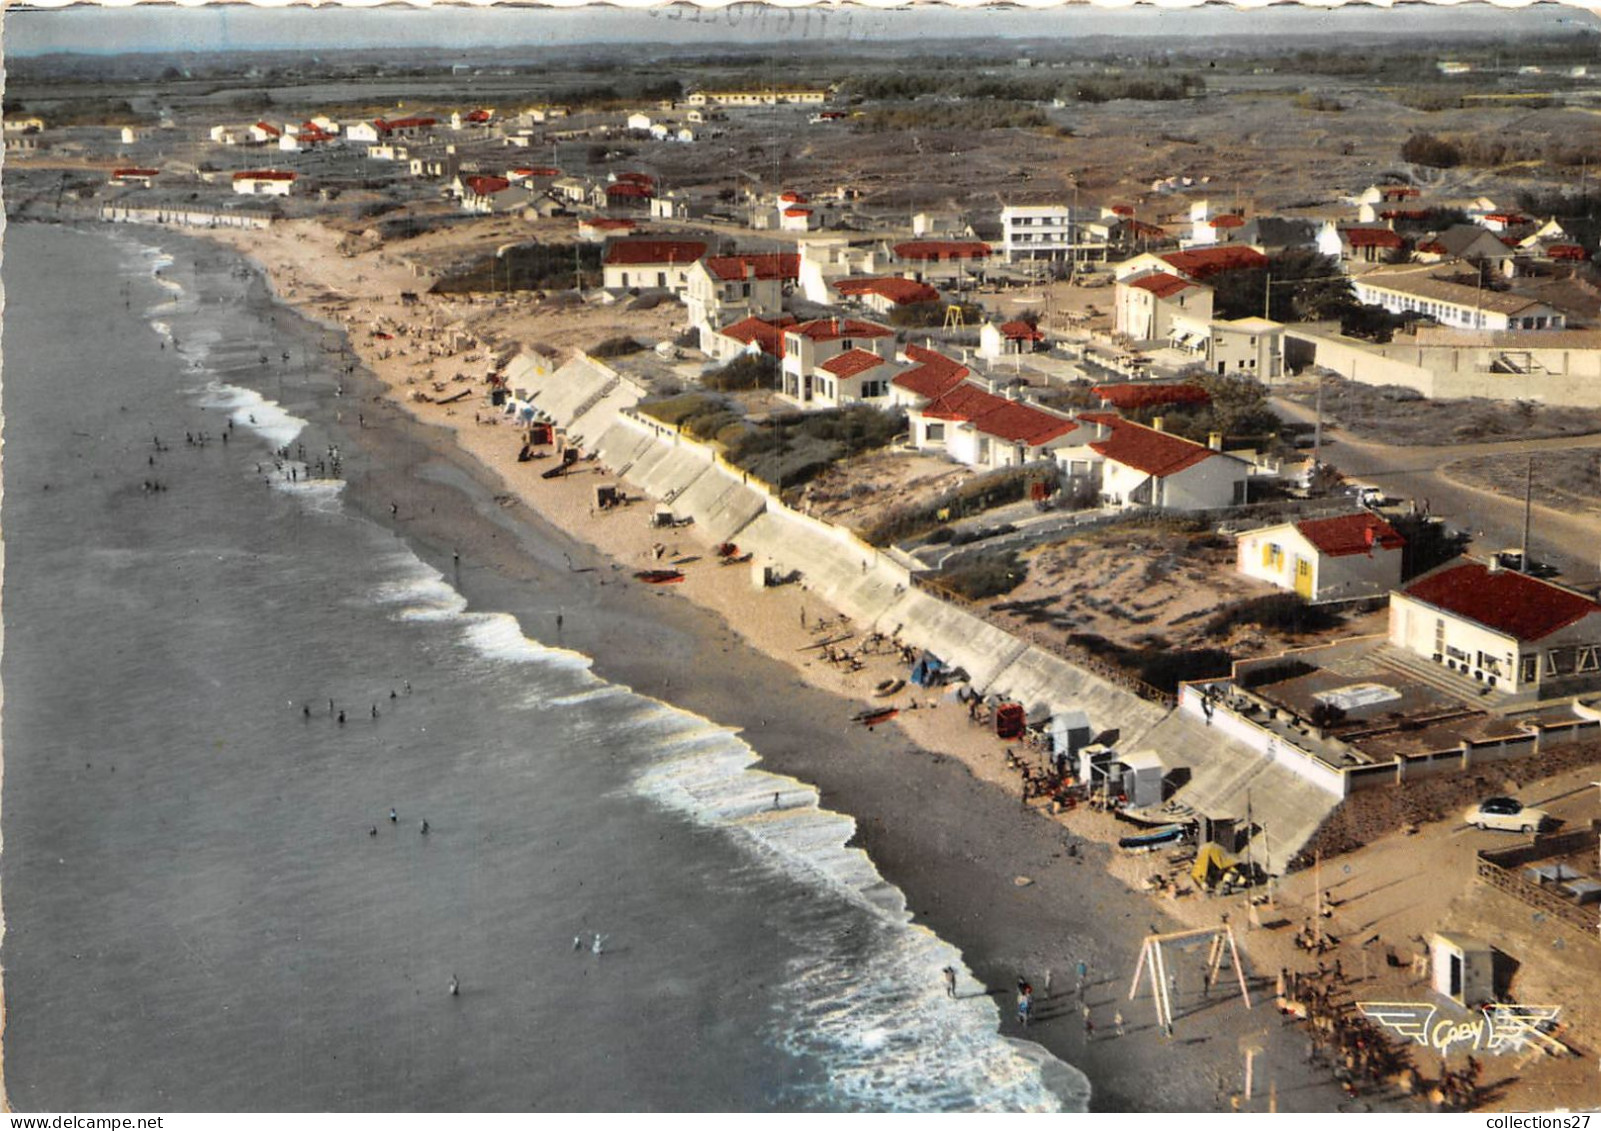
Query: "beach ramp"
528 353 643 440
1143 713 1342 871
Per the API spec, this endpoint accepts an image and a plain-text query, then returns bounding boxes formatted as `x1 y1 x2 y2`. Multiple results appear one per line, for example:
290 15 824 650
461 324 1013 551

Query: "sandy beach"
157 214 1547 1113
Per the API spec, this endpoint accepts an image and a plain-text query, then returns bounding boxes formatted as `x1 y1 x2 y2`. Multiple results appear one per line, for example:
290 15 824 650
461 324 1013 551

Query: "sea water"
0 222 1089 1112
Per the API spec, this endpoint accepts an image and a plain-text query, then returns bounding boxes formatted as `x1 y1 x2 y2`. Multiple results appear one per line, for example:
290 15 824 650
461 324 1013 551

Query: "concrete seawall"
521 350 1338 859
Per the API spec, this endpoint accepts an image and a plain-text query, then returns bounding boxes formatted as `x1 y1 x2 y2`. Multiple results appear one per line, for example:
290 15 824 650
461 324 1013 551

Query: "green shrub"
590 336 646 359
941 551 1027 601
703 352 779 392
1204 594 1341 638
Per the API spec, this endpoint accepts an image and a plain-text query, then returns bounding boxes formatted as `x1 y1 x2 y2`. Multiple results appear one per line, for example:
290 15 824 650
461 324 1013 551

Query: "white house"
1237 512 1405 602
1389 559 1601 694
1206 316 1282 379
109 167 160 188
232 169 297 196
779 318 896 408
683 253 799 330
1087 417 1250 511
892 239 992 287
345 120 387 144
780 206 819 233
461 175 524 214
700 314 794 365
1000 203 1075 264
831 276 940 316
811 349 906 408
1114 272 1213 342
908 381 1085 469
978 320 1045 361
248 121 282 144
627 112 653 132
796 237 890 304
600 238 708 292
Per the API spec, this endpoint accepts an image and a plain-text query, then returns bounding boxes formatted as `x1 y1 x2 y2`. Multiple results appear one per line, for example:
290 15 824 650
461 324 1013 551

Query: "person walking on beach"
420 820 430 835
1114 1010 1125 1038
1043 969 1053 999
1017 984 1033 1028
1082 1003 1094 1040
943 966 957 999
1076 959 1088 1001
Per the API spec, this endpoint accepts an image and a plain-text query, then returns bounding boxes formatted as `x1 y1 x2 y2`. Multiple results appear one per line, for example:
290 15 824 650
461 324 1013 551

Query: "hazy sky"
5 2 1595 57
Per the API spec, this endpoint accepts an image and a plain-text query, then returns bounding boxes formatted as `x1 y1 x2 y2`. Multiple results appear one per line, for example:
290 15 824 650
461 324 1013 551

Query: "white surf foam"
631 713 1091 1112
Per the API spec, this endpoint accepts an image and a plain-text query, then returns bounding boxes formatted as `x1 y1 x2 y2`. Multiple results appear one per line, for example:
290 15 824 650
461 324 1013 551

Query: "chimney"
1152 415 1165 433
1208 431 1223 451
1487 555 1502 573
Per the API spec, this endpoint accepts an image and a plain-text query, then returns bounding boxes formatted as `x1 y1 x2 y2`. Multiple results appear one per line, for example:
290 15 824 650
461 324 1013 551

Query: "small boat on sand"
851 706 898 727
874 678 905 698
634 569 685 584
1117 824 1186 851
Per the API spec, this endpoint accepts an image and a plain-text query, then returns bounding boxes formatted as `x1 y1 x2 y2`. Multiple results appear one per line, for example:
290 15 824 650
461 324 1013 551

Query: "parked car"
1492 549 1559 579
1463 796 1549 833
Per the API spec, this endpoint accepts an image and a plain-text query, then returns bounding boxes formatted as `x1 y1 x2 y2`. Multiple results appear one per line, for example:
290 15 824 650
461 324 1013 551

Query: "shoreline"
103 216 1359 1112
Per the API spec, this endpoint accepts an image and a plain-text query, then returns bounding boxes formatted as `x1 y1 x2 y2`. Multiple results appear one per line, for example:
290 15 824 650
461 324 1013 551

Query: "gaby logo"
1357 1002 1564 1055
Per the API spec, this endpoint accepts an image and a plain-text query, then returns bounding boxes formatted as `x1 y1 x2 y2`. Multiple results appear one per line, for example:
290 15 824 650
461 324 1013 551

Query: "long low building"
1352 267 1565 332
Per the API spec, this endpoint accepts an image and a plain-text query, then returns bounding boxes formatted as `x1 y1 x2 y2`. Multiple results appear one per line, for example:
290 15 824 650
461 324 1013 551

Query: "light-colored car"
1464 796 1549 834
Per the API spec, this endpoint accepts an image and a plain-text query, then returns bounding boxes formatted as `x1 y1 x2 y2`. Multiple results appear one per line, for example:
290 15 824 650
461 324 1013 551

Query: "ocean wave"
631 717 1090 1112
193 379 306 450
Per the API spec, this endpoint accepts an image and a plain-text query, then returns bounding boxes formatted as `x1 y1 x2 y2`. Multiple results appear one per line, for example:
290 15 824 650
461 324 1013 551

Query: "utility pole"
1521 454 1534 572
1313 373 1325 467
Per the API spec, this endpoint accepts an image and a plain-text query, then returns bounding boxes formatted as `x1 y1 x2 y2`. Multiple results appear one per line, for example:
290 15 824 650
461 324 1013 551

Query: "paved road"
1271 396 1601 588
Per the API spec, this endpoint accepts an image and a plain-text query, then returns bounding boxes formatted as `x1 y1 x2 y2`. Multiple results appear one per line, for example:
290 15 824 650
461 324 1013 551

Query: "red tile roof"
918 383 1078 445
606 182 654 198
1210 213 1245 229
1092 383 1209 410
520 166 561 177
111 168 160 178
719 315 795 358
1342 227 1404 249
1547 243 1589 261
719 314 795 358
254 121 281 136
833 276 940 305
783 207 813 217
1295 512 1405 558
465 109 493 122
614 171 655 185
821 348 888 378
1160 246 1268 280
893 240 992 262
787 318 894 342
1127 272 1195 299
1110 204 1135 217
1380 186 1420 200
464 175 512 196
1000 320 1044 341
703 253 801 282
779 191 809 203
233 169 297 181
892 346 970 401
385 117 437 129
1401 561 1601 641
1484 212 1527 225
602 238 707 266
1090 420 1218 477
1379 208 1433 221
1121 219 1168 239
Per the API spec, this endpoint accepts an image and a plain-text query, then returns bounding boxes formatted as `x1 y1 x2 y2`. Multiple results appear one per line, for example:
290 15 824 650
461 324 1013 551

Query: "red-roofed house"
1236 512 1405 602
601 239 709 292
1389 559 1601 693
1114 271 1214 342
384 117 437 138
890 344 970 409
780 206 818 233
685 253 801 328
461 175 522 214
232 169 297 196
814 348 905 406
832 276 940 314
1118 246 1269 284
907 379 1087 468
248 121 282 144
578 216 638 242
703 314 797 364
1093 383 1210 411
779 318 896 407
605 181 655 210
978 319 1045 361
1089 418 1249 511
109 167 160 188
892 240 991 286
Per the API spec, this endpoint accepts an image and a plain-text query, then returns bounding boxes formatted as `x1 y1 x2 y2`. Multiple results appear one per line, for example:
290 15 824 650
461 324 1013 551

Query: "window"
925 422 945 442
